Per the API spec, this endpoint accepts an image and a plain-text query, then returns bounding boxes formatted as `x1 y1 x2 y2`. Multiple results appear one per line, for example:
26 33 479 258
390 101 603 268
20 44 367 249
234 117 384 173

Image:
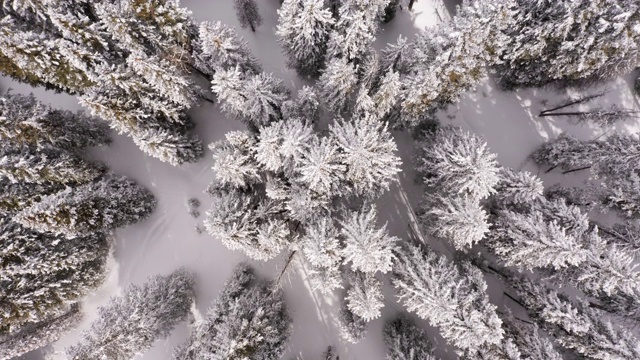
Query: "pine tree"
381 35 415 74
494 167 544 206
296 135 346 196
383 315 437 360
340 206 398 274
256 119 313 173
277 0 334 77
0 219 108 333
601 169 640 219
392 242 504 355
131 127 204 166
402 0 514 116
283 85 321 124
15 174 156 238
338 300 367 344
174 264 291 359
508 276 640 359
600 221 640 256
318 57 359 114
416 126 500 200
194 21 262 75
498 314 563 360
345 272 384 321
301 217 341 270
330 116 402 197
209 131 261 188
0 180 63 214
0 145 106 186
67 269 195 360
381 0 400 23
496 0 640 89
0 92 111 151
420 193 490 250
0 304 82 360
233 0 263 32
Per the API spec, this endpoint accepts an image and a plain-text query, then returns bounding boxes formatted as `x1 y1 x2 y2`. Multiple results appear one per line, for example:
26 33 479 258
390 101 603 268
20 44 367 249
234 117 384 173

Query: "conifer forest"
1 0 640 359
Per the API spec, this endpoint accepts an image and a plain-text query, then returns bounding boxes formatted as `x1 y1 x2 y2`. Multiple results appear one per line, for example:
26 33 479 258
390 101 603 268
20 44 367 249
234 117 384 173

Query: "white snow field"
3 0 639 359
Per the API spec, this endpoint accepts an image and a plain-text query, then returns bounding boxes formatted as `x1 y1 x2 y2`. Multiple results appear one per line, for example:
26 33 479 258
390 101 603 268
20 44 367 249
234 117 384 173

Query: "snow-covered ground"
3 0 639 359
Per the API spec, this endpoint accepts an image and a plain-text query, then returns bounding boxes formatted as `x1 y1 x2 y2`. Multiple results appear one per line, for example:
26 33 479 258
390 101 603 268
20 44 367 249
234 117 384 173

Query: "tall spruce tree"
67 269 196 360
383 315 438 360
233 0 263 32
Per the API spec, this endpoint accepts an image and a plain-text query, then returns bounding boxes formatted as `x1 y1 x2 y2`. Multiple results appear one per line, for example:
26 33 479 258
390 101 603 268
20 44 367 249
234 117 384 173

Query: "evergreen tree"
296 135 346 196
318 57 359 114
330 116 402 197
15 174 156 238
233 0 263 32
601 221 640 256
131 127 204 166
277 0 334 77
0 92 111 151
0 219 108 333
194 21 262 76
509 276 640 359
256 119 313 173
496 0 640 89
0 304 82 360
282 85 321 124
301 217 341 270
383 315 437 360
345 272 384 321
416 126 500 200
67 269 195 360
499 314 563 360
402 0 514 116
0 180 63 214
327 0 388 61
420 193 490 250
392 242 504 355
338 300 367 344
601 169 640 219
174 264 291 359
340 206 398 274
209 131 261 188
494 167 544 206
381 35 415 74
0 145 105 186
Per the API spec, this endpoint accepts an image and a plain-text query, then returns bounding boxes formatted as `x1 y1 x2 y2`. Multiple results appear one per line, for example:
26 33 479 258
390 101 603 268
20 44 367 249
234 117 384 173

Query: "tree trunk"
539 111 589 117
539 92 605 115
249 20 256 32
562 165 591 174
409 0 416 10
276 250 297 285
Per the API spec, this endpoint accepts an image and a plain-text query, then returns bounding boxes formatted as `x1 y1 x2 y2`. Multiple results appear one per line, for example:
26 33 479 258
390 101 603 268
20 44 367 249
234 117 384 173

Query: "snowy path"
2 0 639 359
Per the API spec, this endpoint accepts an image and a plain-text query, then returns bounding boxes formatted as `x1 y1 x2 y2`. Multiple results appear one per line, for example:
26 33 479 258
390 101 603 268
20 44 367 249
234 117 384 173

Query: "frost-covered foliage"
0 304 82 360
327 0 388 62
277 0 334 77
0 92 110 151
0 180 63 215
499 314 563 360
496 0 640 89
256 119 313 173
210 131 261 188
301 217 341 270
318 57 359 114
383 315 437 360
174 264 291 359
296 135 346 196
381 35 415 74
601 169 640 219
0 220 108 334
345 272 384 321
338 300 367 344
233 0 263 32
420 193 490 250
282 86 321 124
601 221 640 256
402 0 514 116
392 243 504 355
330 117 402 197
212 68 290 128
509 276 640 359
340 206 398 274
15 175 156 238
195 21 261 75
494 167 544 206
67 269 195 360
416 126 499 200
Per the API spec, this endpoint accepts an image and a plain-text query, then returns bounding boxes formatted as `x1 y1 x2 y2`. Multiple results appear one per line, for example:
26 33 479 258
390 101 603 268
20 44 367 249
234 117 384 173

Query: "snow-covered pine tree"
498 314 563 360
508 275 640 359
131 126 204 166
0 180 63 214
402 0 514 117
600 169 640 219
416 126 500 200
494 167 544 206
0 304 82 360
318 57 359 114
330 116 401 197
496 0 640 89
173 264 291 359
381 0 400 23
340 205 398 274
327 0 389 62
0 145 105 186
600 221 640 256
420 193 490 250
282 85 321 124
545 184 595 210
194 21 262 75
300 217 343 293
383 315 437 360
233 0 263 32
345 271 384 321
381 35 415 75
296 135 346 197
0 219 109 333
204 188 290 261
209 131 261 188
67 269 195 360
212 68 290 128
15 174 156 238
392 242 504 356
0 92 111 151
277 0 334 77
256 119 313 174
338 300 367 344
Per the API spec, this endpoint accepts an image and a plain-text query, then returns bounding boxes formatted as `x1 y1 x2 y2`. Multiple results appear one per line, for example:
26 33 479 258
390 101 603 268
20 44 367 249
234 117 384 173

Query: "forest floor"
2 0 639 359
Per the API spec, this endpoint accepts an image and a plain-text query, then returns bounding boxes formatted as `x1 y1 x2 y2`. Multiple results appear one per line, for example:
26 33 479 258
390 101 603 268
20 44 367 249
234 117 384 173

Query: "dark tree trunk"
562 166 592 174
409 0 417 10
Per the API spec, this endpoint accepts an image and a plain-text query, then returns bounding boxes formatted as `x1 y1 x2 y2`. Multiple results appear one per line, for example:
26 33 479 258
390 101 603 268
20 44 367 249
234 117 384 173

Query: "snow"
2 0 639 359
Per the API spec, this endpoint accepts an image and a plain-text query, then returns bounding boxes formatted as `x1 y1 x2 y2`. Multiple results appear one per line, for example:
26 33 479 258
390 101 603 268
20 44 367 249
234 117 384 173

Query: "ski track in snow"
2 0 639 359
